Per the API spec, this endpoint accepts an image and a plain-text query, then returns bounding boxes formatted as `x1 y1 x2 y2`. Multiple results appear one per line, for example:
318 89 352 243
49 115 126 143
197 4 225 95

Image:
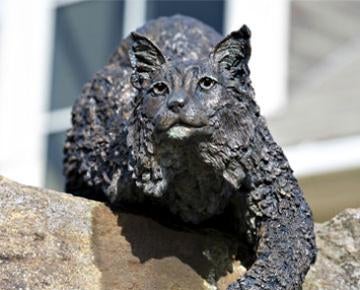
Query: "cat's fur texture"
64 15 316 289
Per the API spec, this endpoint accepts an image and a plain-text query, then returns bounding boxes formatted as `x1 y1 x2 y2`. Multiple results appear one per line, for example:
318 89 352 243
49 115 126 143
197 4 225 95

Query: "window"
46 1 125 190
146 0 224 34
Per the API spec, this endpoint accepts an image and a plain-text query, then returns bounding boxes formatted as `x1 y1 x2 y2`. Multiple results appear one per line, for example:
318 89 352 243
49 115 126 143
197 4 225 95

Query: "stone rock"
0 176 246 290
303 208 360 290
0 176 102 290
1 176 359 290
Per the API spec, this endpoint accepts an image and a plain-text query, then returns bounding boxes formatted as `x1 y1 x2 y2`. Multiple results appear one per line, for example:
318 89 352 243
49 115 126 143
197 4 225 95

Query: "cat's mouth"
170 120 206 129
155 112 207 130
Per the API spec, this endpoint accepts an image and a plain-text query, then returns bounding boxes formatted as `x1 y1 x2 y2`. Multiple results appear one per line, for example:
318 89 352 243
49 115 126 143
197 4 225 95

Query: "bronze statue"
64 15 316 289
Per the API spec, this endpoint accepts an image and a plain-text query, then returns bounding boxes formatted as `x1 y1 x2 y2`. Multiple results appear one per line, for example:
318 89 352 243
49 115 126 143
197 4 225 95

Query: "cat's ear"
211 25 251 78
129 32 166 89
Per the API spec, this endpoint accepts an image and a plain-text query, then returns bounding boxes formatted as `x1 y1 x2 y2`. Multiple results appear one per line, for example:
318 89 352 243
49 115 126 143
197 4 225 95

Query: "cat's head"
129 25 255 143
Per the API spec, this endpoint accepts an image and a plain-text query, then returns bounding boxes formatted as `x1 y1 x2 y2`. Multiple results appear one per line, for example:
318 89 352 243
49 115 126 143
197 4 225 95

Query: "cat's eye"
199 77 216 90
151 82 169 95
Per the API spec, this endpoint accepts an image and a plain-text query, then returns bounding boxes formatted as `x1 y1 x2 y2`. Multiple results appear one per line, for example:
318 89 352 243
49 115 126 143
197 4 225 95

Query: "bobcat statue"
64 15 316 290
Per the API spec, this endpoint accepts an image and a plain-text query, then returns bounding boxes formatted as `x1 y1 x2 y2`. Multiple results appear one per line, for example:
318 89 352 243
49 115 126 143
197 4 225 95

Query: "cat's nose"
167 93 187 113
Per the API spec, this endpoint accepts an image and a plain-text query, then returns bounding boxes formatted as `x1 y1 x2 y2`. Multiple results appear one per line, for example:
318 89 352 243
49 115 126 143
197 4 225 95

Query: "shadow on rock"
91 204 247 290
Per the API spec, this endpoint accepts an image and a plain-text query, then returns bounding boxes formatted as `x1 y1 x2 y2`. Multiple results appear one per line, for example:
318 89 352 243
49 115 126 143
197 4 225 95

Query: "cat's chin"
167 125 197 139
165 125 212 140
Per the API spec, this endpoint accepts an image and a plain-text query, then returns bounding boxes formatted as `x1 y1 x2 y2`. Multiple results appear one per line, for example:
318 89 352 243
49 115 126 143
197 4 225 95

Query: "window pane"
50 1 124 111
146 0 224 34
45 131 66 191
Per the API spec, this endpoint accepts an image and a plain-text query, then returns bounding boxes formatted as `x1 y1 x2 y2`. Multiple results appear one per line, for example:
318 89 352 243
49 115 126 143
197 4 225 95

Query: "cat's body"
64 15 316 289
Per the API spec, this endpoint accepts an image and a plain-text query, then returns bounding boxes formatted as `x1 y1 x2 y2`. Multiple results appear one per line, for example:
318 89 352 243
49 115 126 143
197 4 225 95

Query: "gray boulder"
303 208 360 290
0 176 245 290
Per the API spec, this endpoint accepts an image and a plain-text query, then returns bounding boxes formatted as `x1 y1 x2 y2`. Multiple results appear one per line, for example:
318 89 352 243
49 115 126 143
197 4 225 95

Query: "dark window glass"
146 0 224 34
50 1 124 111
45 132 66 191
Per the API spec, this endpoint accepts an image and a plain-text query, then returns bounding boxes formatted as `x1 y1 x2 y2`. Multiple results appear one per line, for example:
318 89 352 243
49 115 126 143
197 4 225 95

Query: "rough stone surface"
0 176 246 290
0 176 102 290
1 176 359 290
303 208 360 290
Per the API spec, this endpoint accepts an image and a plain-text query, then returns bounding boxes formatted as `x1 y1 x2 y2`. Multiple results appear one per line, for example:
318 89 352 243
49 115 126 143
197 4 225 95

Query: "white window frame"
0 0 55 186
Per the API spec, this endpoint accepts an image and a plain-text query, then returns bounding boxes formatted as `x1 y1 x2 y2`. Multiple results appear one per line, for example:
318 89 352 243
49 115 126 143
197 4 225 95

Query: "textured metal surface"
64 15 316 289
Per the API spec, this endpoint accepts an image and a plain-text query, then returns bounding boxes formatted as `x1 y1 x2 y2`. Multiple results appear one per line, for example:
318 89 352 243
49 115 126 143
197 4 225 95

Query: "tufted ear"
211 25 251 79
129 32 166 89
